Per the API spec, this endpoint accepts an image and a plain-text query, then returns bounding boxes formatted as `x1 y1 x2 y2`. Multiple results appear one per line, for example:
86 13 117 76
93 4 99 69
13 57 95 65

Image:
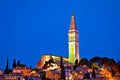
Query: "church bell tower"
68 14 80 63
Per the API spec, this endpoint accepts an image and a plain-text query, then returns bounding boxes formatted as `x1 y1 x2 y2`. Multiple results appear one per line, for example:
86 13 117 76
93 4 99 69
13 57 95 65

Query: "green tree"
12 58 16 69
79 58 90 67
75 59 78 65
17 60 20 66
101 57 109 66
73 59 78 70
60 56 66 80
108 58 116 66
92 68 96 79
4 57 9 74
90 57 101 65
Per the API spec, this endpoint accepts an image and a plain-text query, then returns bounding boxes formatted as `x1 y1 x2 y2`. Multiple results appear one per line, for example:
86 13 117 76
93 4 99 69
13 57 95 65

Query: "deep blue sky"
0 0 120 70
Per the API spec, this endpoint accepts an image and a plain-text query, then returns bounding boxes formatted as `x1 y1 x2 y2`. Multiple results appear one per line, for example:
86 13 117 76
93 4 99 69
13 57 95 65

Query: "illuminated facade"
68 14 80 63
36 54 68 69
46 70 61 80
13 66 31 76
36 14 80 68
36 54 52 69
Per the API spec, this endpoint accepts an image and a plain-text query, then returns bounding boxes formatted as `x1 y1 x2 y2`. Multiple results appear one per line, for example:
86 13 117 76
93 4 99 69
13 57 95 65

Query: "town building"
13 64 31 76
46 70 61 80
36 14 80 68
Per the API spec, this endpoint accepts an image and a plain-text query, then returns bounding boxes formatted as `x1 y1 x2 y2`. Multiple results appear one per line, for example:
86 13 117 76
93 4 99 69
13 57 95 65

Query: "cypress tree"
4 57 9 74
6 58 8 70
73 59 78 70
92 67 96 79
12 58 16 69
17 60 20 66
60 56 66 80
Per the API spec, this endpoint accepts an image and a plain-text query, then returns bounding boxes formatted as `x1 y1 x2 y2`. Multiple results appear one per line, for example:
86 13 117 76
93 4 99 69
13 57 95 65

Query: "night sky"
0 0 120 70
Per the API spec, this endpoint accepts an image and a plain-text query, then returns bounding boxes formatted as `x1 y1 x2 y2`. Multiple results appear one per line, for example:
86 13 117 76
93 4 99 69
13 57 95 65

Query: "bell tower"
68 14 80 63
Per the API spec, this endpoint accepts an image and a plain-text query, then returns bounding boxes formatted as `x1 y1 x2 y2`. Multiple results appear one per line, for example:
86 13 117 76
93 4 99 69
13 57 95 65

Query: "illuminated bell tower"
68 14 79 63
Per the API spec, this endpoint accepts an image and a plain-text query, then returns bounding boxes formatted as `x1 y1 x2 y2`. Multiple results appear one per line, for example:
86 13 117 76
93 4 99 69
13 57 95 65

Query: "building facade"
68 14 80 63
36 14 80 68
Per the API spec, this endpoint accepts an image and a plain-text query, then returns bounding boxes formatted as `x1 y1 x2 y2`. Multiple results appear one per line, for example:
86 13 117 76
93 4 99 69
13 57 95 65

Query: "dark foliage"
92 68 96 79
17 60 20 66
12 58 16 69
111 69 116 77
83 73 90 79
118 60 120 72
73 59 79 70
79 58 90 67
39 71 46 80
43 58 54 69
90 57 101 65
4 58 11 74
75 59 78 65
60 56 66 80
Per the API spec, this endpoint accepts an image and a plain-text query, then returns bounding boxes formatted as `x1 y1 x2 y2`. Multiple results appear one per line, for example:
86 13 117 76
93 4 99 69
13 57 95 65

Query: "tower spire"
69 13 77 30
72 11 74 16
